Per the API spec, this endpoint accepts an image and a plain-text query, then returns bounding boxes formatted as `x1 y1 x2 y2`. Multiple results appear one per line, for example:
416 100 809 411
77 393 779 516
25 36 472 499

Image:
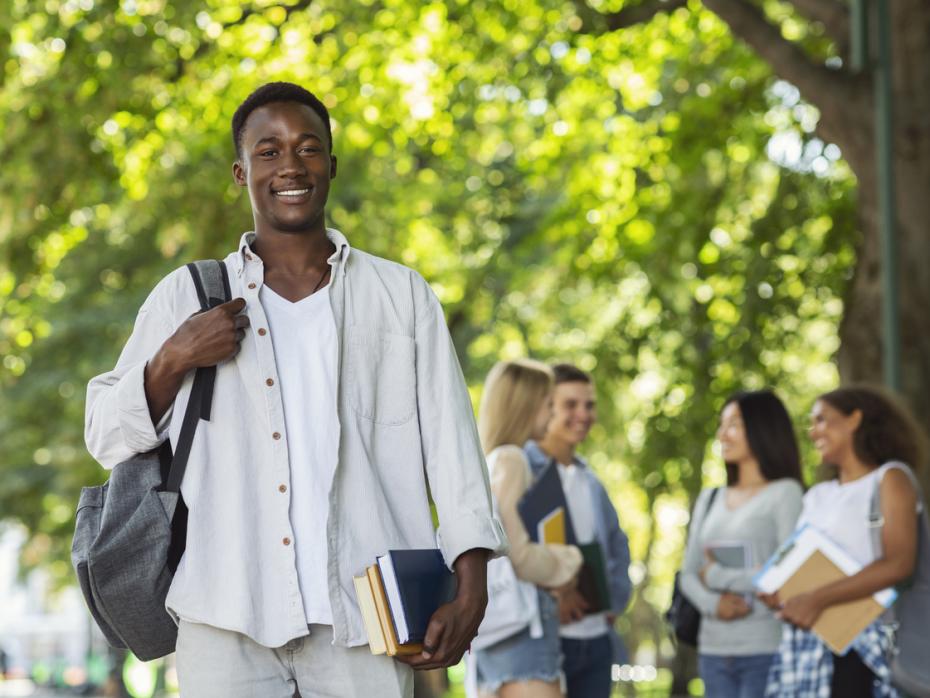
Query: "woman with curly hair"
763 385 928 697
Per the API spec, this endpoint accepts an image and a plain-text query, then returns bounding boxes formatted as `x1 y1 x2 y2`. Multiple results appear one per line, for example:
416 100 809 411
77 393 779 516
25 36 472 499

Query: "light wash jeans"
699 653 776 698
176 620 413 698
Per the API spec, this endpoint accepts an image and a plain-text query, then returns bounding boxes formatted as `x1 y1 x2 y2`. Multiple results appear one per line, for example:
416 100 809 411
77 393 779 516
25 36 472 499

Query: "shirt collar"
235 228 352 276
523 439 587 469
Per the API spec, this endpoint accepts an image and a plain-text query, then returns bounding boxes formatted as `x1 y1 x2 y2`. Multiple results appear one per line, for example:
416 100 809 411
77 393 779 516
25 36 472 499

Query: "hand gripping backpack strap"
164 260 231 493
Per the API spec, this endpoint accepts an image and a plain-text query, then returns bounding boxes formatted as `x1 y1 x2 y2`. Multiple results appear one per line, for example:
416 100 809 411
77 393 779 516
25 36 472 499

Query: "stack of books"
518 462 610 613
353 548 457 656
754 524 897 653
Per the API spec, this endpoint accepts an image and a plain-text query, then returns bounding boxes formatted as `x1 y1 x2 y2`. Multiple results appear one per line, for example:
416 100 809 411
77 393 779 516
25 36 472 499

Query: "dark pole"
873 0 901 391
851 0 900 390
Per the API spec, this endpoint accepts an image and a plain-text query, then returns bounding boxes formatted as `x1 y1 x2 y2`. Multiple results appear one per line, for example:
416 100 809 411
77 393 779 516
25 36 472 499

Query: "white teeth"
276 189 309 196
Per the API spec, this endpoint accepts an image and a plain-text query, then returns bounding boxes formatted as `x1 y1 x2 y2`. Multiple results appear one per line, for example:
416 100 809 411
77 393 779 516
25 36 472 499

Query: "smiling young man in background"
85 82 506 698
524 363 632 698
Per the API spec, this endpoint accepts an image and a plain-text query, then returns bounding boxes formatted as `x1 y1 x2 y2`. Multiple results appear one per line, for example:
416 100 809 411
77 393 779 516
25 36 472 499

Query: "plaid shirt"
765 622 898 697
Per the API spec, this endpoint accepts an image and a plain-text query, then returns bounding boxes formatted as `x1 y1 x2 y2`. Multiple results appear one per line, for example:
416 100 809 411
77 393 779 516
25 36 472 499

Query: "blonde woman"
471 360 583 698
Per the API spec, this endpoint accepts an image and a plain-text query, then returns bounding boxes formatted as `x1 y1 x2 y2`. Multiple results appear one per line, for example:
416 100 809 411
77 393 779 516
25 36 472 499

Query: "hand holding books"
519 462 611 614
753 524 897 653
354 547 491 669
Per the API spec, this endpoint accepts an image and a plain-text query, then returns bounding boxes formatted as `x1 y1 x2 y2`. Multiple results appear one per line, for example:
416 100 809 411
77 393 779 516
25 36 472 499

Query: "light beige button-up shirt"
85 229 507 648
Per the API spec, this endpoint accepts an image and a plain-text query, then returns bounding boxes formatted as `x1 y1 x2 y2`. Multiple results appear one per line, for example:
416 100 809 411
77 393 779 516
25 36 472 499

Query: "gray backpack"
869 461 930 698
71 260 231 660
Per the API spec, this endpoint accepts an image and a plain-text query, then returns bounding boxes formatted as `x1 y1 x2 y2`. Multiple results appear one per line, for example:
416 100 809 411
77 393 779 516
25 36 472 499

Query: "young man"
524 364 632 698
85 82 506 698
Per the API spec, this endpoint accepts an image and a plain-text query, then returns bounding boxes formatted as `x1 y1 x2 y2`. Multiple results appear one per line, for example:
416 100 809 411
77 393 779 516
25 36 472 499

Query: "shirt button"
248 282 256 289
279 484 287 493
266 378 274 386
283 537 291 546
258 328 267 336
273 431 281 440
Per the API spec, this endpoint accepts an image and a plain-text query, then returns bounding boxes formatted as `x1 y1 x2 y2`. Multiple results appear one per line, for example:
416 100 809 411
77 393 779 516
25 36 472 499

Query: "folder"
538 507 569 544
576 541 611 613
518 462 577 545
754 524 897 654
377 549 457 645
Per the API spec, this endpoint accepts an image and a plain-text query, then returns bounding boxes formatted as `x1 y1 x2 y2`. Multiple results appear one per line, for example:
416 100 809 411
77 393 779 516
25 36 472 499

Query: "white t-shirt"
557 462 609 639
798 463 897 566
261 285 339 626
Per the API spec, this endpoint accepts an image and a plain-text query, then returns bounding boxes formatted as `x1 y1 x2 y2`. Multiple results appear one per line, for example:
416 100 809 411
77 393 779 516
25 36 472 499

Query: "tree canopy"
1 0 862 659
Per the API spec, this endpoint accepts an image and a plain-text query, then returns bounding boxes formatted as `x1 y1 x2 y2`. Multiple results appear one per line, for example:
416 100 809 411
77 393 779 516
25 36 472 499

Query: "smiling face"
232 101 337 236
545 381 596 447
809 399 861 465
717 401 752 464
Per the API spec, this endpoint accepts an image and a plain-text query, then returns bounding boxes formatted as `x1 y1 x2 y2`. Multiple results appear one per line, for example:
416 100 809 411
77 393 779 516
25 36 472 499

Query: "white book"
753 524 896 608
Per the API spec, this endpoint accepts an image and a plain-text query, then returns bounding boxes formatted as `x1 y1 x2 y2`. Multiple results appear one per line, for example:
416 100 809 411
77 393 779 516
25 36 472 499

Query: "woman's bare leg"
499 679 562 698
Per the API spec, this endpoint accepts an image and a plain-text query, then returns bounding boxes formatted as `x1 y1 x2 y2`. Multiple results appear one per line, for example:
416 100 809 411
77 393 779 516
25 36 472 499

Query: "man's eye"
260 150 277 157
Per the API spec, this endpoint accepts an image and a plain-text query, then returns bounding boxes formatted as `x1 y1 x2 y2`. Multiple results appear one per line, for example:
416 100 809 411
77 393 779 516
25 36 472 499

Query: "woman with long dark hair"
764 386 927 697
680 390 804 698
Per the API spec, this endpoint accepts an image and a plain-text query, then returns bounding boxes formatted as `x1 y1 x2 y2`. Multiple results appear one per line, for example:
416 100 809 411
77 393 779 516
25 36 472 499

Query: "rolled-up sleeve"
413 279 508 567
85 290 177 469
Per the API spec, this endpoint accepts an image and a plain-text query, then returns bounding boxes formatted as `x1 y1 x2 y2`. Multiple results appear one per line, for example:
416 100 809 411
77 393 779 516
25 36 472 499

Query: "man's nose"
277 149 307 176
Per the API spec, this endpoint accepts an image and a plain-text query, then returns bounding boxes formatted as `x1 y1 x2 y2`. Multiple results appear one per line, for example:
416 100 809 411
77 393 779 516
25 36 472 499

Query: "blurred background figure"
470 359 583 698
679 390 804 697
524 363 632 698
764 386 928 698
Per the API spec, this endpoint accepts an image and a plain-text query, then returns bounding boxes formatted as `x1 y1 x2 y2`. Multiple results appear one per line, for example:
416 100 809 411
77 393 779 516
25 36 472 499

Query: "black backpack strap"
164 261 231 494
697 487 720 534
187 260 232 310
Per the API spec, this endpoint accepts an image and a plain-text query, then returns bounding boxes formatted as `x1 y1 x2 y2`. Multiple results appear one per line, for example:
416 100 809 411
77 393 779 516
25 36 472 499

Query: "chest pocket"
345 327 416 426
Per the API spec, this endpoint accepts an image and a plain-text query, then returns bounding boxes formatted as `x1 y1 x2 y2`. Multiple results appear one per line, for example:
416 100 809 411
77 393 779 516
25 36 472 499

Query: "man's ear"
330 154 337 179
232 159 247 186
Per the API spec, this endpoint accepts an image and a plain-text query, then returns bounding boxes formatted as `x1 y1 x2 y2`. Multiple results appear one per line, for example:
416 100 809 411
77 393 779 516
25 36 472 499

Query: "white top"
557 462 610 639
798 463 898 566
261 285 339 626
84 229 507 648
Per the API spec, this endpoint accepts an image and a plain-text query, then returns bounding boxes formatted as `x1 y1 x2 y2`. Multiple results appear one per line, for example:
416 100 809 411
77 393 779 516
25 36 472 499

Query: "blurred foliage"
0 0 856 660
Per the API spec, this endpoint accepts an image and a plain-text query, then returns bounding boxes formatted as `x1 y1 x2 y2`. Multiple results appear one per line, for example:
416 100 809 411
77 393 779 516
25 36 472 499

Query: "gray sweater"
679 479 803 656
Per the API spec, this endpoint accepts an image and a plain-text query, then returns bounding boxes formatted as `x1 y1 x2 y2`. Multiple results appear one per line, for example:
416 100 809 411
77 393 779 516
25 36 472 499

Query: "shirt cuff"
115 361 168 454
436 511 509 570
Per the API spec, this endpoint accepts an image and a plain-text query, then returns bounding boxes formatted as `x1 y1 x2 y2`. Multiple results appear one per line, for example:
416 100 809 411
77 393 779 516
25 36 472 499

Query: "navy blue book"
376 549 457 644
517 461 578 545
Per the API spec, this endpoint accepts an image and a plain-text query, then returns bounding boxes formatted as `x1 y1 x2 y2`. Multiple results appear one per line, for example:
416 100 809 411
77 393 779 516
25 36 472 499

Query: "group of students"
681 386 927 698
466 360 632 698
463 360 927 698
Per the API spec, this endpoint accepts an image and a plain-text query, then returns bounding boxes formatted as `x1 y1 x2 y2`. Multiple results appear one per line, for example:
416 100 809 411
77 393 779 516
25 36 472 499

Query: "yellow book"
367 565 423 657
538 507 567 544
353 574 387 655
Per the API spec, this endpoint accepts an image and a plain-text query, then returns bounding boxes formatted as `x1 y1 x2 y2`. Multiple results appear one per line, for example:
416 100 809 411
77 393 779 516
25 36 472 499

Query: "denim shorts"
473 589 562 693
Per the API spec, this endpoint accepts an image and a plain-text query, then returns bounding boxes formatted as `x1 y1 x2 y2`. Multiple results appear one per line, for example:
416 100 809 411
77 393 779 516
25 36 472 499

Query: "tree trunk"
836 0 930 489
695 0 930 484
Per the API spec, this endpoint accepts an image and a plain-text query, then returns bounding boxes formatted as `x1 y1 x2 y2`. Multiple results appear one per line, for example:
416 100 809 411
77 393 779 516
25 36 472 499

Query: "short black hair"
231 82 332 157
723 390 803 486
552 363 592 385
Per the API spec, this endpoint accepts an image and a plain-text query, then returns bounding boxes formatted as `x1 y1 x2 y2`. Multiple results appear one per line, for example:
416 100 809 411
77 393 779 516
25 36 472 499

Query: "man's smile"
273 186 313 203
